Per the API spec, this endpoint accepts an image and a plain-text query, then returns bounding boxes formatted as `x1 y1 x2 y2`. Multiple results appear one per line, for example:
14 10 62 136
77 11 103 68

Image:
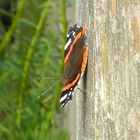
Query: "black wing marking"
64 24 82 57
60 86 75 107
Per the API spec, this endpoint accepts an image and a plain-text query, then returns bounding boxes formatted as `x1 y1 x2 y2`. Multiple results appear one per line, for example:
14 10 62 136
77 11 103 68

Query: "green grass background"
0 0 69 139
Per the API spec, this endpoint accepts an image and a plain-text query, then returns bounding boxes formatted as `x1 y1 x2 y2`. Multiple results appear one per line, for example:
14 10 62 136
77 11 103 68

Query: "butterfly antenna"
38 79 61 99
40 77 58 80
36 76 61 80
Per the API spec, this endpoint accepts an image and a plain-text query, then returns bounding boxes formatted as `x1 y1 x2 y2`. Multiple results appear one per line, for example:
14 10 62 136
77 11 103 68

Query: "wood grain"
67 0 140 140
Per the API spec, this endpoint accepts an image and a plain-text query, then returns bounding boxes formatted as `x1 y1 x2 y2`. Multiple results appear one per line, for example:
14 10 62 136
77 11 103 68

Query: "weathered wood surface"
67 0 140 140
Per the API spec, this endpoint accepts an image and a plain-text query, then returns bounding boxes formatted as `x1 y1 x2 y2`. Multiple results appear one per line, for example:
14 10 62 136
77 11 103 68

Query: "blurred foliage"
0 0 69 139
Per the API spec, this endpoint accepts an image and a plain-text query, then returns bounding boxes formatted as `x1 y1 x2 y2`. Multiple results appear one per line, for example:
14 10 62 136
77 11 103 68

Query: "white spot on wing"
64 102 68 107
68 92 72 96
61 103 65 107
76 25 79 28
64 39 71 50
72 32 76 36
61 101 68 107
60 94 67 103
66 33 70 38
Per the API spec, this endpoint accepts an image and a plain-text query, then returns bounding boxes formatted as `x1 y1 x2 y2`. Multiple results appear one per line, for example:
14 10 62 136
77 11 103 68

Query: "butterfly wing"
60 24 88 107
64 24 82 58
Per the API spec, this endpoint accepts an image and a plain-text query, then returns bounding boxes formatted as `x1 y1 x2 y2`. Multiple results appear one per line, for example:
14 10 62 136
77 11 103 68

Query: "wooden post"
67 0 140 139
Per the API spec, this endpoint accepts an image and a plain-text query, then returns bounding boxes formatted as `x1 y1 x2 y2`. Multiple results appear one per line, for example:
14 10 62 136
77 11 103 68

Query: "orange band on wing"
61 73 80 92
81 47 88 72
64 25 87 64
64 32 82 64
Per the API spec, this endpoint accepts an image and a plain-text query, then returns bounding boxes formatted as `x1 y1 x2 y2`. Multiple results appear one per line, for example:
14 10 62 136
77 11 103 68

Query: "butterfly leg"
77 87 86 94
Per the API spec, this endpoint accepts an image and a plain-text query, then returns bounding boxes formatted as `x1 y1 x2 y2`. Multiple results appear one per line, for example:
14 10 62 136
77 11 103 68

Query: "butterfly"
60 24 88 107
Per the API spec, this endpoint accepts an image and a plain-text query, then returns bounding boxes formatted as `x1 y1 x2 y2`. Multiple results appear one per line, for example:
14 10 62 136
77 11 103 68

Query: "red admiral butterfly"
60 24 88 107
